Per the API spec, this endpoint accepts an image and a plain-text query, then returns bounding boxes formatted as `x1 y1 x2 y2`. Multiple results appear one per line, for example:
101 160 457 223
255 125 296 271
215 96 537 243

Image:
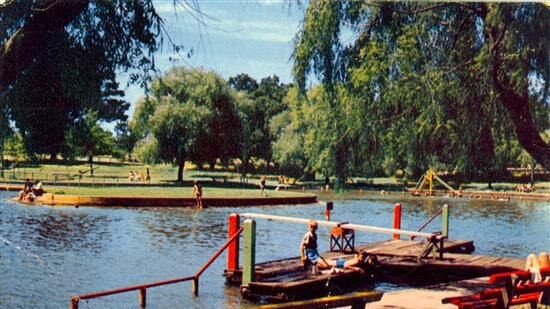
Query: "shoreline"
3 183 549 206
34 193 319 207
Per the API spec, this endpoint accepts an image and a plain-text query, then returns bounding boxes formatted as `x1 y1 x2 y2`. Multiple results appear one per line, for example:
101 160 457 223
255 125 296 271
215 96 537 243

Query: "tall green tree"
0 100 11 169
229 73 259 94
270 86 311 178
229 74 290 169
131 67 242 181
114 121 137 162
1 0 171 92
1 30 129 159
66 111 117 175
293 2 550 180
1 0 169 158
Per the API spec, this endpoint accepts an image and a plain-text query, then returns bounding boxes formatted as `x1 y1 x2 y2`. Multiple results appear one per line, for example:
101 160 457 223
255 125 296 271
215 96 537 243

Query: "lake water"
0 190 548 309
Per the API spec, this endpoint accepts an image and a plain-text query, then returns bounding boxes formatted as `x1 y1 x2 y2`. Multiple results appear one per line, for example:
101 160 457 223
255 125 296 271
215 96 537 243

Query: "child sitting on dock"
300 220 329 269
327 250 377 271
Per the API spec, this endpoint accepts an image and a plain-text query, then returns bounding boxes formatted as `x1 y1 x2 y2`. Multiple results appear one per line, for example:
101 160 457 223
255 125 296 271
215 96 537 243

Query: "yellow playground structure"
413 169 458 196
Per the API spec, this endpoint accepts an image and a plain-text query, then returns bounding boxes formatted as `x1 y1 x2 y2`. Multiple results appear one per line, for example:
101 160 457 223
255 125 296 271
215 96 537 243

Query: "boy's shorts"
305 248 320 263
336 258 345 268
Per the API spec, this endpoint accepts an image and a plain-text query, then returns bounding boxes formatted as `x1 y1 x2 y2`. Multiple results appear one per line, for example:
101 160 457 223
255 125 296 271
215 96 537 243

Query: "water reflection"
19 213 113 253
137 207 228 250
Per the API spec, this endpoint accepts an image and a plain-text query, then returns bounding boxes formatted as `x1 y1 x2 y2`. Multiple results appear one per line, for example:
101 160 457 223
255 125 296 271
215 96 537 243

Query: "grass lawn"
2 161 256 185
44 185 315 198
3 161 549 194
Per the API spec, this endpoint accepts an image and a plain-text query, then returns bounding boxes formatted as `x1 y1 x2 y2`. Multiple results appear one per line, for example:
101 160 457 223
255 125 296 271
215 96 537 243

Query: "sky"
120 1 306 118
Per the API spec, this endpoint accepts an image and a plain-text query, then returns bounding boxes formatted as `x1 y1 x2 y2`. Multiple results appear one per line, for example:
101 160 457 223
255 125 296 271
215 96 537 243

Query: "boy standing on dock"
192 180 203 209
300 220 329 269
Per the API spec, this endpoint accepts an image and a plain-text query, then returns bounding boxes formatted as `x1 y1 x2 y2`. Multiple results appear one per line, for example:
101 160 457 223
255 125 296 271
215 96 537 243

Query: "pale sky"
120 1 305 117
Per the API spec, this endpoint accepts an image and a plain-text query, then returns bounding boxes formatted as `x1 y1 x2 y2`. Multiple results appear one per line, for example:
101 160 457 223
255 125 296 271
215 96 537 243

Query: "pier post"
393 203 401 240
227 213 240 272
326 201 333 221
441 204 449 238
139 288 146 307
242 219 256 285
192 277 199 297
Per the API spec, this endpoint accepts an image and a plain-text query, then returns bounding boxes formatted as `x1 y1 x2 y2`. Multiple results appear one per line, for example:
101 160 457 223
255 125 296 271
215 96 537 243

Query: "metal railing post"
139 287 146 307
192 277 199 297
70 298 79 309
69 226 244 307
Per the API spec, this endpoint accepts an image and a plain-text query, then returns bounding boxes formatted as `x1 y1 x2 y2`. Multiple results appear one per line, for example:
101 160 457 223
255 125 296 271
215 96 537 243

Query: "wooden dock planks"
227 239 524 288
226 239 527 303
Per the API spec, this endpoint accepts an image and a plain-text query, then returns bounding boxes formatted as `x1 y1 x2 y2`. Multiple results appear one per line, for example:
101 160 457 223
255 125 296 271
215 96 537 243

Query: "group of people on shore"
18 178 44 202
516 183 535 193
128 168 151 182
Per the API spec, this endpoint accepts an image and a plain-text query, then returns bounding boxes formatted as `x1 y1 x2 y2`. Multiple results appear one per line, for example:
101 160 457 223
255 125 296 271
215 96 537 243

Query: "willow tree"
131 67 242 182
0 0 189 158
293 2 550 181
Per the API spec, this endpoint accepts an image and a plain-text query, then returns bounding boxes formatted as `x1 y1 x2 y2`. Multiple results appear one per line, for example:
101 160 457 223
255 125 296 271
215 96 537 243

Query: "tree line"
1 1 548 186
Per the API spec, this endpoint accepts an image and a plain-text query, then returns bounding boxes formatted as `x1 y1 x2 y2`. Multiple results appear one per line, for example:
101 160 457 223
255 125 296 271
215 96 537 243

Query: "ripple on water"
0 195 548 308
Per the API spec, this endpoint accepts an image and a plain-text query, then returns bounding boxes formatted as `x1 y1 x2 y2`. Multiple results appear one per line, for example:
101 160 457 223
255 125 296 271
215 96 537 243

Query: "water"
0 191 548 308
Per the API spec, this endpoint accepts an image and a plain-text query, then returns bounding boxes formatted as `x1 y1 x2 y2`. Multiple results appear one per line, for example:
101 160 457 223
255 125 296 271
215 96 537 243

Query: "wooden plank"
476 256 505 267
258 291 383 309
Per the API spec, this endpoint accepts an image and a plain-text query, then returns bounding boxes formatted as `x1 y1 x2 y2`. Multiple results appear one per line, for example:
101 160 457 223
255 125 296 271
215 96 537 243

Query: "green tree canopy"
229 74 290 169
66 111 117 175
292 2 550 182
131 67 242 181
0 0 190 158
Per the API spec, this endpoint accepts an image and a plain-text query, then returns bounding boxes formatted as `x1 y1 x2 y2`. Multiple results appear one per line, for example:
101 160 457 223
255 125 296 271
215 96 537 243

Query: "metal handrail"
70 226 244 309
194 226 244 278
411 208 443 240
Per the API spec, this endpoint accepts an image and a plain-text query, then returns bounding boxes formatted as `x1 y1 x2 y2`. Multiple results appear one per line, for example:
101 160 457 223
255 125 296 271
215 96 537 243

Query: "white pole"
239 212 435 239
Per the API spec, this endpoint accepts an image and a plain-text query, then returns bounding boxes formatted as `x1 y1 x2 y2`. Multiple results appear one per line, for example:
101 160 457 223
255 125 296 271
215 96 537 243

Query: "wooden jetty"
356 239 524 285
223 208 525 304
227 239 523 301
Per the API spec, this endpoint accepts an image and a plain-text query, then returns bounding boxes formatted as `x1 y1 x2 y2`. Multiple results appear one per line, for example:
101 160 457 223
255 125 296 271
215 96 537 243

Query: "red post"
70 298 79 309
325 202 333 221
138 288 146 307
393 203 401 240
227 213 240 272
